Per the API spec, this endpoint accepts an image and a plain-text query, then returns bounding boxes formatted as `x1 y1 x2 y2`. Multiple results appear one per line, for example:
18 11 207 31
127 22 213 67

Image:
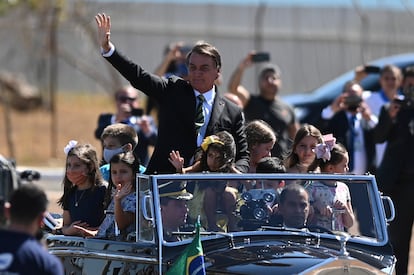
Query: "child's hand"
271 203 279 214
333 200 345 210
65 220 91 236
115 182 132 201
73 225 98 237
320 205 333 217
168 150 184 173
314 201 333 217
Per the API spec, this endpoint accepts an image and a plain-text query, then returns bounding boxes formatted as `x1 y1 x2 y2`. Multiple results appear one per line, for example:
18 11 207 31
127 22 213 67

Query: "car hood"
203 235 391 275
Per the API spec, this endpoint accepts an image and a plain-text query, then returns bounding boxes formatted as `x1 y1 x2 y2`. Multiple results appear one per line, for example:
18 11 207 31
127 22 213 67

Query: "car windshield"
136 174 389 246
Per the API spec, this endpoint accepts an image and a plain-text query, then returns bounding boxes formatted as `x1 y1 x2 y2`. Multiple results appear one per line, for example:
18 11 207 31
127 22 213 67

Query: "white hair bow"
64 140 78 155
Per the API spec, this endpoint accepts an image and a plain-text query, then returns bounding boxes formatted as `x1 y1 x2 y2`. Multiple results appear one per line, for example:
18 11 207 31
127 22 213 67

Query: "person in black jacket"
322 81 377 175
0 184 64 274
374 67 414 275
94 13 249 174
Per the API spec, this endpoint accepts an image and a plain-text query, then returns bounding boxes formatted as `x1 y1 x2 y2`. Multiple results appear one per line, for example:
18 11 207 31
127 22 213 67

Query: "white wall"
2 2 414 95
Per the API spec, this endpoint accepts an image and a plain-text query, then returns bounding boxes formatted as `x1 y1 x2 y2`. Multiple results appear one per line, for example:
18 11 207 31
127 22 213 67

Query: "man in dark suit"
95 13 249 174
322 81 377 174
321 81 377 240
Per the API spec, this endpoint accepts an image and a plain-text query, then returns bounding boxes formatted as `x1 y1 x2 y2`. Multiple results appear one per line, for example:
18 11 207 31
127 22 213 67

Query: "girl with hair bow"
58 141 108 236
313 134 336 162
168 131 240 232
306 142 355 232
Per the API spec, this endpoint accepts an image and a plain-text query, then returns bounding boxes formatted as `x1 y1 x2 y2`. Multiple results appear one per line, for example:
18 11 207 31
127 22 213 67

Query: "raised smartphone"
252 52 270 63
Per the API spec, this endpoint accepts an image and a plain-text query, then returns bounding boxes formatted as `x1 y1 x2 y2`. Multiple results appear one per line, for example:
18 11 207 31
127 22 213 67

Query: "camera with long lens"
344 94 363 112
394 86 414 109
238 189 277 230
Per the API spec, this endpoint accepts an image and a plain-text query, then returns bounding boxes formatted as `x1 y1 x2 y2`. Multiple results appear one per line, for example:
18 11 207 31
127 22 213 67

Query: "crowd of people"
1 11 413 275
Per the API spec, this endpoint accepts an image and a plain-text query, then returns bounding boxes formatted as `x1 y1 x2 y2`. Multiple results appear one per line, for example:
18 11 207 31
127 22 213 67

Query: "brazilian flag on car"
166 221 206 275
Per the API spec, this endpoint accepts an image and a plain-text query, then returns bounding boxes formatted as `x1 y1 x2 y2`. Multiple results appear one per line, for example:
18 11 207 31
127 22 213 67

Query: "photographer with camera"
94 85 158 166
374 66 414 275
321 81 377 174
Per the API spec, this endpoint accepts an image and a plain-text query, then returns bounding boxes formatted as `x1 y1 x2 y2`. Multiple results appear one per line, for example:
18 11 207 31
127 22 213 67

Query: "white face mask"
103 147 124 163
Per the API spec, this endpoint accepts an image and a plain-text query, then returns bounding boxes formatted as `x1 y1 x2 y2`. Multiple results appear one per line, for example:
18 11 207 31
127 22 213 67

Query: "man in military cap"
159 181 193 242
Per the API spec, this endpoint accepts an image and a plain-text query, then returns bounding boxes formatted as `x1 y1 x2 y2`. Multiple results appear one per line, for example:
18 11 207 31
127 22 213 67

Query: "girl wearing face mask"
58 141 108 236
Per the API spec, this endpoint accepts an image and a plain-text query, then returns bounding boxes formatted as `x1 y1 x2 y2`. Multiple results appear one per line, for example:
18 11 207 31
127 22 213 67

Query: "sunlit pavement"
18 166 63 213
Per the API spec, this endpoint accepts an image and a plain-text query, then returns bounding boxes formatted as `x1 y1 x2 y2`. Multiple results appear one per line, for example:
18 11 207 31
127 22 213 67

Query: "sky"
104 0 414 11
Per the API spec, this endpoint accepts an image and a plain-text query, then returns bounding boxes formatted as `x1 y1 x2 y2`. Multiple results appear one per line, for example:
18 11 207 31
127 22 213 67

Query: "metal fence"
2 2 414 95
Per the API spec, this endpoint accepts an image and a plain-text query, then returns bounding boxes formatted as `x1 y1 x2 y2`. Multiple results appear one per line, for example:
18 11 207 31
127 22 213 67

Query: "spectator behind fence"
351 64 402 170
58 141 108 237
94 85 157 166
147 41 193 117
228 52 299 159
0 184 64 274
374 66 414 275
321 81 377 174
95 13 249 174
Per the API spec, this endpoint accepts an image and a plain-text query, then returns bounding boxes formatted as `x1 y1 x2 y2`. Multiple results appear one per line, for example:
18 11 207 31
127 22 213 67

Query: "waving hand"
94 13 112 53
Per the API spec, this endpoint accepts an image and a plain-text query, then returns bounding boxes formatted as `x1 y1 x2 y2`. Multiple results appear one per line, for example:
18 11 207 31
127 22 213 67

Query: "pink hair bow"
313 134 336 161
323 134 336 150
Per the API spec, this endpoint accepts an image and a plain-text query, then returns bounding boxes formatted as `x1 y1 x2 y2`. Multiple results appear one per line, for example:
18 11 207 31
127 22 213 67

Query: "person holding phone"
228 51 299 159
94 85 158 166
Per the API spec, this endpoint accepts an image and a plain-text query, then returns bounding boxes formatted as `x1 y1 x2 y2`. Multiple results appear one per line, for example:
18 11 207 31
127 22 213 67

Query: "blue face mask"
103 147 125 163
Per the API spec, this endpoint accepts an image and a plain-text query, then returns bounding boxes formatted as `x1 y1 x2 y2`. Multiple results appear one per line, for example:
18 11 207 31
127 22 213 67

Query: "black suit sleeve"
105 49 167 102
373 104 394 144
233 111 250 173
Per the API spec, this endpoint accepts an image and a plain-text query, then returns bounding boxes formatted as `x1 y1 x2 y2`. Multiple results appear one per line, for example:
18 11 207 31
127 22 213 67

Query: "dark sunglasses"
117 96 137 103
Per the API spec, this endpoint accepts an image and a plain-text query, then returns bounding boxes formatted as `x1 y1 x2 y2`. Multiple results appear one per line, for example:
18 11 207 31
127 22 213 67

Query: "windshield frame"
137 173 389 248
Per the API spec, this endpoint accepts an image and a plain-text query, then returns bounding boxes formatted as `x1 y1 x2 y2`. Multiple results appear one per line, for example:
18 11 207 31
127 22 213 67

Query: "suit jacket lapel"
207 95 225 135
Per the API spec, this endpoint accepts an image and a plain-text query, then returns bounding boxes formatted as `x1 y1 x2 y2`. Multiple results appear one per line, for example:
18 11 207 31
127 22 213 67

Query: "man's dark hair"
9 184 48 224
279 183 307 205
187 41 222 70
403 66 414 80
256 157 286 173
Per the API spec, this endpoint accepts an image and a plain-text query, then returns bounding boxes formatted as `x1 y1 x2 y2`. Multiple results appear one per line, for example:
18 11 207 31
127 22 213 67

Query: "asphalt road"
18 166 64 214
